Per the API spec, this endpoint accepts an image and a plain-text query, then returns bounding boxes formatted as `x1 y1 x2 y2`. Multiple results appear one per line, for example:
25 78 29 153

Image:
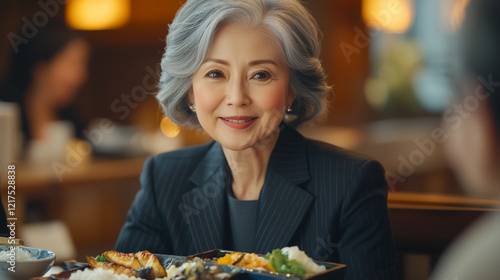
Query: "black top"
227 190 259 252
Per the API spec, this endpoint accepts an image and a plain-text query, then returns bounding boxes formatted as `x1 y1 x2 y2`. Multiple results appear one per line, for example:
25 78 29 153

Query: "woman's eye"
205 70 225 79
252 71 272 81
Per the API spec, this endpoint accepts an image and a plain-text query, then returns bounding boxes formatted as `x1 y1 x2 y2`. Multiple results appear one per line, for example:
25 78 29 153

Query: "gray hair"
157 0 331 128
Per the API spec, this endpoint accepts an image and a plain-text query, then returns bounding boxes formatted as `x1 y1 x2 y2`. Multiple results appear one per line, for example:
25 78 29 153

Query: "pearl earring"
286 106 292 113
189 104 196 113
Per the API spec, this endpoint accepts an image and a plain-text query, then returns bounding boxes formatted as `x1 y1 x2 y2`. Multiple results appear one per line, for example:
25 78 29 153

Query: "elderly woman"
115 0 396 279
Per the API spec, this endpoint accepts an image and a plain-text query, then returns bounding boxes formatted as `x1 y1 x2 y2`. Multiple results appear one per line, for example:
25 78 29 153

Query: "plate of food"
49 246 345 280
188 247 345 280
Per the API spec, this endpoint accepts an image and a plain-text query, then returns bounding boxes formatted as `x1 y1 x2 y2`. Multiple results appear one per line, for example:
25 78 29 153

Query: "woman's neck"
222 131 280 201
24 88 57 140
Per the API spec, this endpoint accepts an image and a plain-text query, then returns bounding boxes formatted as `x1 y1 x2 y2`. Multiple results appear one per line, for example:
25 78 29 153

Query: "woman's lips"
220 116 257 129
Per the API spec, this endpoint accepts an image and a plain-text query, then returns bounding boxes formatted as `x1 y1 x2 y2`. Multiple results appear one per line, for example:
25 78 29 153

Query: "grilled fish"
87 256 140 277
136 250 167 278
104 250 142 270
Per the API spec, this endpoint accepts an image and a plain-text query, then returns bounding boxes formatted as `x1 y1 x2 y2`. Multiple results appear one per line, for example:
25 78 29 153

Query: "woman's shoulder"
281 126 385 173
143 141 220 183
282 125 382 163
304 137 386 177
305 137 372 163
144 141 218 173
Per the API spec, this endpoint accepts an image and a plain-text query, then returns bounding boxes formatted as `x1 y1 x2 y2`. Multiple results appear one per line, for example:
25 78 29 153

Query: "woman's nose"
225 77 250 107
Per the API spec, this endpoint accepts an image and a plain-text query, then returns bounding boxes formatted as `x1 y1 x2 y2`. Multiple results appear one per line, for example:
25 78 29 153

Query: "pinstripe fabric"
115 126 396 279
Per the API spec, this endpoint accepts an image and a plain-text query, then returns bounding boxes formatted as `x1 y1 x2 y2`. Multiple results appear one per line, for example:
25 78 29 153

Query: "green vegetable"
265 249 306 278
96 254 109 262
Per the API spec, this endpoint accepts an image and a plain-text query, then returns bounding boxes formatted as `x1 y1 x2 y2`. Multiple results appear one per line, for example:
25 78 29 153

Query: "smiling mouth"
219 116 258 129
221 117 256 123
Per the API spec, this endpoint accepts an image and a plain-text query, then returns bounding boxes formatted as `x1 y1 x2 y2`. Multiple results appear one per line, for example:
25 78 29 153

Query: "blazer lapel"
182 142 231 253
254 127 314 253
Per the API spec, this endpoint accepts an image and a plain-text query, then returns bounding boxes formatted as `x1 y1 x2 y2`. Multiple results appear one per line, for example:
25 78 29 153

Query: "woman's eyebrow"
249 60 278 66
204 58 229 65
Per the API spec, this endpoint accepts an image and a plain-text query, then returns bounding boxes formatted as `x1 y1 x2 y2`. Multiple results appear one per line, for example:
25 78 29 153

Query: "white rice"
0 247 36 261
69 268 144 280
281 246 326 276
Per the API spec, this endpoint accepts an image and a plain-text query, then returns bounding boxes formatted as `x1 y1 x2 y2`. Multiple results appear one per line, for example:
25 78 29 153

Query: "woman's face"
190 23 294 151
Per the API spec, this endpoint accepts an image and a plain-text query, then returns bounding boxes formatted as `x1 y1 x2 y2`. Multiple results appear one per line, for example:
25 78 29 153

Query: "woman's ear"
188 88 194 104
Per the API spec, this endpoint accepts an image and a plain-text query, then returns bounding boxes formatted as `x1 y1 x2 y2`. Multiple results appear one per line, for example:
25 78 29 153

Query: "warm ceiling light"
66 0 130 30
362 0 414 33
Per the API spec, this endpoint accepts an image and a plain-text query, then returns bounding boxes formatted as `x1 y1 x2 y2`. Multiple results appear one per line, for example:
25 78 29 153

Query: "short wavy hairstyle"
157 0 331 128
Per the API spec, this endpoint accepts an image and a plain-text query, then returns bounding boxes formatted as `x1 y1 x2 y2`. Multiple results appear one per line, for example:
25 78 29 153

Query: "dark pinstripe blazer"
115 126 396 279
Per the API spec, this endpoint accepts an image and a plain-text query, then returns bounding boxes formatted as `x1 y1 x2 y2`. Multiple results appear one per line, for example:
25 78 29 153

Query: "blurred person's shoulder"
432 211 500 280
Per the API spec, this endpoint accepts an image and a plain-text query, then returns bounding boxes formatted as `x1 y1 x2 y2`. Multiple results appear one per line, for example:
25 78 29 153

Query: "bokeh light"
160 116 181 138
362 0 414 33
66 0 130 30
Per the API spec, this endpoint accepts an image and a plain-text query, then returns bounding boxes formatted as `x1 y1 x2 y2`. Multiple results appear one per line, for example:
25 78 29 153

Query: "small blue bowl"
0 245 56 280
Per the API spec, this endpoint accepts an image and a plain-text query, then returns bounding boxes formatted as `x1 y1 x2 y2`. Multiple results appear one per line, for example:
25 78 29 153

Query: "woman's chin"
217 133 279 153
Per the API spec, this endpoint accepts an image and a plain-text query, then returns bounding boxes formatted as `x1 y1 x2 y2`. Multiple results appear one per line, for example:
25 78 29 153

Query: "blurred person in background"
431 0 500 279
0 20 89 160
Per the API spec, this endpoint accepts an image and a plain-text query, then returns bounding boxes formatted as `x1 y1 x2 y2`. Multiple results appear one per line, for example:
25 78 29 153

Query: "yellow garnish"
217 252 275 272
